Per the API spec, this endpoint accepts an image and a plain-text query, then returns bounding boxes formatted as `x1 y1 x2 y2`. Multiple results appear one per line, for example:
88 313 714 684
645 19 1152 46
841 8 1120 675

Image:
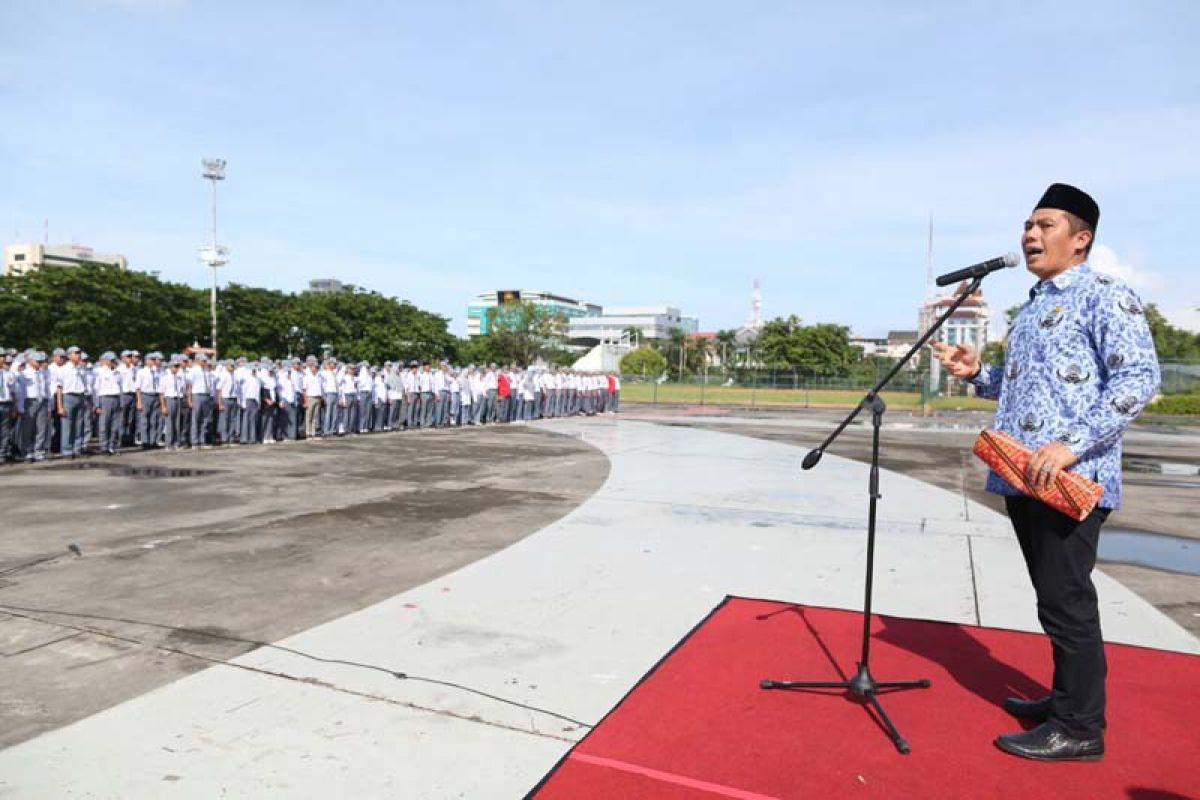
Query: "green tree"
0 263 206 354
483 300 569 366
756 315 804 368
1146 303 1200 360
620 346 668 377
714 329 738 370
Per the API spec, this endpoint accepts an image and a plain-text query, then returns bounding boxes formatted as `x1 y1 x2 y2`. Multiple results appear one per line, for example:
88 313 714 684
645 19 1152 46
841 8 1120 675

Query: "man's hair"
1065 211 1095 257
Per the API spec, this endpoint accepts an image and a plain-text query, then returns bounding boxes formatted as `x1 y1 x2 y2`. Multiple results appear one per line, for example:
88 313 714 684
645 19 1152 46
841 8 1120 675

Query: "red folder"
972 429 1104 522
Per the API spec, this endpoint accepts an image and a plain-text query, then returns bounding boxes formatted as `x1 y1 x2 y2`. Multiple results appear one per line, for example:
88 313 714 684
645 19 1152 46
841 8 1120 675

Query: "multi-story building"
466 290 602 337
568 305 697 344
308 278 348 294
920 281 993 391
3 242 128 276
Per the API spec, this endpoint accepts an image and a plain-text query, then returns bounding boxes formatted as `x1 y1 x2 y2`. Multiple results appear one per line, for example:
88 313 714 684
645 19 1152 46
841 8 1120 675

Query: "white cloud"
1161 307 1200 333
1089 244 1162 291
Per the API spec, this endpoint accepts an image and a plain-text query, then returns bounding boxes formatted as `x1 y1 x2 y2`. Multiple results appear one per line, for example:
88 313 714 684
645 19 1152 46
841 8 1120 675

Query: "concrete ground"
0 427 608 749
0 415 1195 798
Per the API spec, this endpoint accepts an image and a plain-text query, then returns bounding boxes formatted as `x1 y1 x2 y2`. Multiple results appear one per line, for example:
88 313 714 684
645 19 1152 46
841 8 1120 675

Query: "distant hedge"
1147 394 1200 415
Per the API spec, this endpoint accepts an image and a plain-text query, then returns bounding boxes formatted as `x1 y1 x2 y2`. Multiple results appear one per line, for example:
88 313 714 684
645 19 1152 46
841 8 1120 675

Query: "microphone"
934 252 1020 287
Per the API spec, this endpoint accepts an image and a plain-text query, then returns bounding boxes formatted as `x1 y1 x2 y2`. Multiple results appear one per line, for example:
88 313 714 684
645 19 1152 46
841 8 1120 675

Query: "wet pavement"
0 427 608 749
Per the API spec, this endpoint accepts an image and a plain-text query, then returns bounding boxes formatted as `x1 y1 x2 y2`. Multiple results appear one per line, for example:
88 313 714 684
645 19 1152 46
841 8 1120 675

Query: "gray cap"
98 351 117 362
67 345 81 354
29 350 46 362
120 349 132 357
52 347 66 357
195 353 209 363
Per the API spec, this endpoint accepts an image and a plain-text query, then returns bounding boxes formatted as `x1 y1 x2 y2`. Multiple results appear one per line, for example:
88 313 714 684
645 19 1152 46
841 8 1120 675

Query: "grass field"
621 382 997 411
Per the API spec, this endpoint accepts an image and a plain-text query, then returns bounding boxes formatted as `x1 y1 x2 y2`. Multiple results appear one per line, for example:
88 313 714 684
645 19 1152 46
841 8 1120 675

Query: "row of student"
0 346 620 462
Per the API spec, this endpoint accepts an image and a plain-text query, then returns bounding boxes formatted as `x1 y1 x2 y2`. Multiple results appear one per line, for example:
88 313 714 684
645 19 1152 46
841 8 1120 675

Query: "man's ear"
1075 227 1093 257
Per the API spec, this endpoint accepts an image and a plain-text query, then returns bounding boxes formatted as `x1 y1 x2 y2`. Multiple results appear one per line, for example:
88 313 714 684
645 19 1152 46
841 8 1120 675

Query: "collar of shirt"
1031 261 1090 300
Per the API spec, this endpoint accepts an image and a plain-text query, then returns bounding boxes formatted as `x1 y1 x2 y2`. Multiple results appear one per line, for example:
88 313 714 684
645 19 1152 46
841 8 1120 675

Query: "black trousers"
1005 495 1110 738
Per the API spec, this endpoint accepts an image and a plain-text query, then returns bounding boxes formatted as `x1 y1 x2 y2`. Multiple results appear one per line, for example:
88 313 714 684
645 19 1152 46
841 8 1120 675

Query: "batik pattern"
972 263 1159 509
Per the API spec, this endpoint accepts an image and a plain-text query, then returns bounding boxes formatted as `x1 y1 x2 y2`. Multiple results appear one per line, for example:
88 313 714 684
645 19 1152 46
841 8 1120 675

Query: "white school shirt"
239 370 262 406
93 365 122 399
320 368 339 394
55 362 88 395
302 370 322 398
338 373 356 401
116 363 137 393
136 366 160 394
216 369 235 399
160 369 185 399
20 366 50 401
275 372 296 404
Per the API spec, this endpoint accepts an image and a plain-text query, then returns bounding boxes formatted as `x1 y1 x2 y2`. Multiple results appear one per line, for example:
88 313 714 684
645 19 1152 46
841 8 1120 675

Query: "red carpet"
529 597 1200 800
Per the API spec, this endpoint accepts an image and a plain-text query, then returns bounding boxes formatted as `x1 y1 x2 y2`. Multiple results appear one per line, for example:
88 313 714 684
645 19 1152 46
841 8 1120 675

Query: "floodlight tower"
199 158 229 359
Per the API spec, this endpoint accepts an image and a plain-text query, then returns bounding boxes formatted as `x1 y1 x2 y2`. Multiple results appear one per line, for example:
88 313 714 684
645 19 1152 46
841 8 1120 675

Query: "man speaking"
932 183 1159 762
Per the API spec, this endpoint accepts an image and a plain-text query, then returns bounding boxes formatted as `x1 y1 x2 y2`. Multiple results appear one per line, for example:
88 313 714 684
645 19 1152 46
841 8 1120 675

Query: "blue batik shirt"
971 262 1159 509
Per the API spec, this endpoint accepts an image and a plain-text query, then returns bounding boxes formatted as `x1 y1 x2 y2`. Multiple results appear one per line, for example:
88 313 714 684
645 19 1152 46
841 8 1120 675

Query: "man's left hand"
1027 441 1077 492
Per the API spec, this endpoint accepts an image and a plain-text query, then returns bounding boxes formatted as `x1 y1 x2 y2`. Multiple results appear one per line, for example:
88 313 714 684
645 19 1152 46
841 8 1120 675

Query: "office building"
466 290 602 337
4 242 128 276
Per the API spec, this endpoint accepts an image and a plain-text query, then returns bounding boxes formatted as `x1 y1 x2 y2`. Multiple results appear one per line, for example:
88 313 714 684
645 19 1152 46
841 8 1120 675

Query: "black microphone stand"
760 274 986 754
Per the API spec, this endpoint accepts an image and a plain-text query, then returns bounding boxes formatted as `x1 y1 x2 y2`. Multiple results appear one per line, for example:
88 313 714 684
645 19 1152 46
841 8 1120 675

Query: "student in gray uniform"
19 351 51 461
55 346 89 457
239 361 264 444
355 362 374 433
187 353 216 448
320 359 340 436
302 358 323 439
0 350 18 462
402 362 419 429
160 356 186 450
117 350 139 446
215 360 237 445
136 352 163 448
93 352 124 455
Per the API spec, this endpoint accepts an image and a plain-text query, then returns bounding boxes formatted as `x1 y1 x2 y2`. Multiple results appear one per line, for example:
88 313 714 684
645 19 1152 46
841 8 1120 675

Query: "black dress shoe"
995 722 1104 762
1003 695 1051 721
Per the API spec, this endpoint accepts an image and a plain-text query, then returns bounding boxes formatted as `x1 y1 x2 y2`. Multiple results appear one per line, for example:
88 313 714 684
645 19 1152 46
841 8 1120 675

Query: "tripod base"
761 662 930 754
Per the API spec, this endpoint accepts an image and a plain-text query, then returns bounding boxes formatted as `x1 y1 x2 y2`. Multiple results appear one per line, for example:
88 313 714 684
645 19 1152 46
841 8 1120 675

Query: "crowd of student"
0 346 621 463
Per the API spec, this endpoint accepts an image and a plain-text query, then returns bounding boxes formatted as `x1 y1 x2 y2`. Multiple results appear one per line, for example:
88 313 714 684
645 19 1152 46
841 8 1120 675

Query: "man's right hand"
930 342 982 379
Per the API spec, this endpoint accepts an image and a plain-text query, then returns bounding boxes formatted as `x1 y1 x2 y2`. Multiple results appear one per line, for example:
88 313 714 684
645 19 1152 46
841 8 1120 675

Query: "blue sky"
3 0 1198 337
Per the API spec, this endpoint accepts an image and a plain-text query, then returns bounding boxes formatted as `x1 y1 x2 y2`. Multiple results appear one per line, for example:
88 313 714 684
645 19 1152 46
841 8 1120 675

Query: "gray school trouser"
139 394 162 445
61 393 87 455
190 394 214 446
496 396 509 423
97 395 122 452
163 397 184 448
217 398 236 443
0 402 13 460
120 393 137 444
435 391 450 426
401 393 416 428
459 401 472 425
448 394 461 425
241 400 260 444
386 398 402 429
357 391 372 432
322 393 339 434
419 392 434 427
278 401 298 440
611 391 619 412
22 398 51 458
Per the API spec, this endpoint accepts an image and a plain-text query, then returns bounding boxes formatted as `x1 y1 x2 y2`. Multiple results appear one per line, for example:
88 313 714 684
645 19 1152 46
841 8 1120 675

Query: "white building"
920 282 993 391
568 305 698 344
466 290 602 338
4 242 128 276
308 278 347 294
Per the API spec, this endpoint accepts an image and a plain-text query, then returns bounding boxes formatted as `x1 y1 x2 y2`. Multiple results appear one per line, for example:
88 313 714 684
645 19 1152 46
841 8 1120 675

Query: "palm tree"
715 329 737 371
